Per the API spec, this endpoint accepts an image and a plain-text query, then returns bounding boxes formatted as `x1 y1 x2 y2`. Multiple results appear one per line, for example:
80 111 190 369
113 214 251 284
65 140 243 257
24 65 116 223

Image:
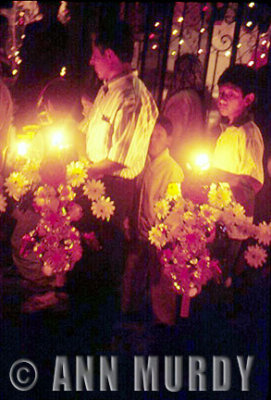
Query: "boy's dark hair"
156 115 173 137
38 77 79 115
95 20 134 63
218 64 257 96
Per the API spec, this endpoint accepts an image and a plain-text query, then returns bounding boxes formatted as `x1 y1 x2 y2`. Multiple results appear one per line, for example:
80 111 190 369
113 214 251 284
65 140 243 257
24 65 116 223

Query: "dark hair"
38 77 79 116
95 20 134 63
156 115 173 137
218 64 257 96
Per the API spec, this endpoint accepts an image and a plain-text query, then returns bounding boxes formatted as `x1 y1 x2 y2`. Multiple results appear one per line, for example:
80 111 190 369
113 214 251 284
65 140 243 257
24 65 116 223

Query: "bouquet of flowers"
148 182 270 317
0 157 115 278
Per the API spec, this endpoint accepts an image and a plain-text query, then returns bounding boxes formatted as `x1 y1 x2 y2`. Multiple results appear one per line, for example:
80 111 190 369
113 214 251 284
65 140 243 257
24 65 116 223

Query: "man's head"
89 21 134 81
148 115 173 160
217 64 256 123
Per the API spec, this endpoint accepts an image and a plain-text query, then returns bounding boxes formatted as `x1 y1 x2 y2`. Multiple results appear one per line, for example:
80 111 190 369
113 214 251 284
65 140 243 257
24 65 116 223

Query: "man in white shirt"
86 21 158 227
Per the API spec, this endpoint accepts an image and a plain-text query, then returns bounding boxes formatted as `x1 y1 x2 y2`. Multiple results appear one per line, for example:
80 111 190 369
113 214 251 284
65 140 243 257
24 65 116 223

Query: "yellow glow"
152 44 158 50
50 128 71 150
200 28 205 33
154 22 160 27
60 66 67 77
17 141 29 157
51 130 64 148
198 49 204 54
12 69 18 76
225 50 231 57
248 60 254 66
179 39 184 45
237 43 242 48
246 21 253 27
194 153 210 171
178 16 184 23
172 29 178 35
248 2 255 8
260 53 266 59
171 50 177 56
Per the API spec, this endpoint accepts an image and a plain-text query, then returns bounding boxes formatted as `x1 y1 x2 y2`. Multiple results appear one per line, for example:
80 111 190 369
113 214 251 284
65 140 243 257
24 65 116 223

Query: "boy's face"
218 83 254 123
89 46 111 81
148 123 170 159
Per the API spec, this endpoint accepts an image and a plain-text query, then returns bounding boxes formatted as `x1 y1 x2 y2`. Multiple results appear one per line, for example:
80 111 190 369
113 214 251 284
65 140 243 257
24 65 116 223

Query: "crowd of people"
0 11 270 332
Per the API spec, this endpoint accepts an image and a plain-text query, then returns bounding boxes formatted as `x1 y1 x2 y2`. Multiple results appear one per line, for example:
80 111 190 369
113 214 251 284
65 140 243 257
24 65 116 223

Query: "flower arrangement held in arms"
0 157 115 278
148 182 271 317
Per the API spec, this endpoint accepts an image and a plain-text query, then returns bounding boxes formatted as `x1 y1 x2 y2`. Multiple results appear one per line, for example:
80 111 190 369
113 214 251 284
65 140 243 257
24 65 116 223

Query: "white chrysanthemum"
83 179 105 201
0 192 7 213
148 223 168 249
244 244 267 269
91 196 115 221
208 182 232 209
66 161 87 187
4 172 30 201
255 222 271 246
154 198 170 220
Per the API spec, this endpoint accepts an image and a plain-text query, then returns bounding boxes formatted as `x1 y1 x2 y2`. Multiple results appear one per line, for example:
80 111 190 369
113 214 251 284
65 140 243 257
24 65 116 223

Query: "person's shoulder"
240 120 263 142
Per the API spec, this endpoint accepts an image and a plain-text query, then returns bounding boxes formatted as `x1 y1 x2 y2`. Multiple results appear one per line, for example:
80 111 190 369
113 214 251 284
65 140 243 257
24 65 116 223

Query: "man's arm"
87 158 125 180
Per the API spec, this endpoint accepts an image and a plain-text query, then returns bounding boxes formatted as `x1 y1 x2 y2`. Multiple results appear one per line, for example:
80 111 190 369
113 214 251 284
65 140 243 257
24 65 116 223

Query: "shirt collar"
220 110 253 130
102 70 138 92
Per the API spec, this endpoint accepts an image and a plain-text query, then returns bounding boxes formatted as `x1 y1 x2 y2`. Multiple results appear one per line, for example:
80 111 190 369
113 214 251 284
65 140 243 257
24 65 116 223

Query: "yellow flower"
230 202 245 217
148 223 168 249
91 196 115 221
208 182 232 209
58 184 76 202
199 204 218 223
166 182 182 200
66 161 87 187
244 244 267 268
22 159 41 184
255 222 271 246
5 172 30 201
34 185 57 208
0 192 7 213
83 179 105 201
154 198 170 220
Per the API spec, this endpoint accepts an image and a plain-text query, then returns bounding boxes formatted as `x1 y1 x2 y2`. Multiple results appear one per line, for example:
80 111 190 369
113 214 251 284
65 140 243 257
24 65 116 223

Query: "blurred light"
12 69 18 76
260 53 266 59
194 153 210 171
17 141 29 157
198 49 204 54
21 34 26 39
200 28 206 33
51 130 65 148
261 40 267 46
154 22 160 27
172 29 178 35
15 50 19 56
203 5 208 12
237 43 242 48
248 60 254 66
246 21 253 28
149 33 155 39
171 50 177 56
225 50 231 57
248 2 255 7
60 66 67 77
19 11 25 17
178 16 184 23
151 44 158 50
179 39 184 45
